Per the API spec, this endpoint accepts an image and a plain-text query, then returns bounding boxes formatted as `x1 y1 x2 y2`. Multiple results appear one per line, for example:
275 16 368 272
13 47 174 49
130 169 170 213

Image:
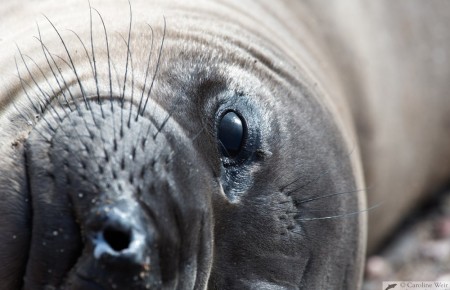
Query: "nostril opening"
103 226 131 252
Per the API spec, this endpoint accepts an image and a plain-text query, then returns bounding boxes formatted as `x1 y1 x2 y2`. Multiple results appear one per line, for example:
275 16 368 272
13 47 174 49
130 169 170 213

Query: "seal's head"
0 1 365 289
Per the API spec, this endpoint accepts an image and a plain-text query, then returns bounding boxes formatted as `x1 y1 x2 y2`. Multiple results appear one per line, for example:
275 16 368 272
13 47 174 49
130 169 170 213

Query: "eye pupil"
218 111 245 157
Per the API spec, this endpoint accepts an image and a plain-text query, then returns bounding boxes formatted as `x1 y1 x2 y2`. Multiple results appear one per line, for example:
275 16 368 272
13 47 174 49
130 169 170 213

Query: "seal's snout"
23 100 214 289
90 206 147 264
65 201 163 289
86 200 158 268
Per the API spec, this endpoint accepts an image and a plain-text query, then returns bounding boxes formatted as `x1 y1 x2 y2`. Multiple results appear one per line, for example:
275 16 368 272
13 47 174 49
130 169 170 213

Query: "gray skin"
0 0 450 289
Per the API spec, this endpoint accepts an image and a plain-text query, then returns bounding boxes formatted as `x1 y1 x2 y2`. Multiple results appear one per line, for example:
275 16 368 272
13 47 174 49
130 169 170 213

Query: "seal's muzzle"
23 100 213 290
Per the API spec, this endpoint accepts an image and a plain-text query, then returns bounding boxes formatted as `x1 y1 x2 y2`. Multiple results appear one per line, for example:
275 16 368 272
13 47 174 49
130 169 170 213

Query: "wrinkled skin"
0 0 449 289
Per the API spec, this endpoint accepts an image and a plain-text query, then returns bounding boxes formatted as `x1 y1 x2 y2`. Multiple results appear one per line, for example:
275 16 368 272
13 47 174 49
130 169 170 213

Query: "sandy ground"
363 190 450 290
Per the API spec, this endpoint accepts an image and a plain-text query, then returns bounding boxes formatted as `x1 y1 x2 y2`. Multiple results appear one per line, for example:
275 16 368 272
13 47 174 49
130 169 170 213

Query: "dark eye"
218 111 246 158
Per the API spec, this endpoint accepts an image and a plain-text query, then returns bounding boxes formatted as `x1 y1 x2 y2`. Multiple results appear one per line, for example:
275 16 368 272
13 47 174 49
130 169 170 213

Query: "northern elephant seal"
0 0 449 289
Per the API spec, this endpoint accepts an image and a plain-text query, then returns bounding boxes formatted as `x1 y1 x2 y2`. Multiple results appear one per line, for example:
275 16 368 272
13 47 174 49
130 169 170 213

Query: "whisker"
111 60 124 150
152 100 181 140
294 202 382 222
191 127 206 142
46 52 102 141
92 7 117 151
119 35 135 129
35 26 79 114
122 1 133 106
43 15 90 110
88 3 104 118
92 8 113 112
141 16 166 115
14 57 40 115
217 139 231 158
14 59 57 134
119 1 133 139
67 12 112 167
43 15 107 147
19 52 96 156
296 187 369 205
22 54 61 111
68 29 95 91
136 24 154 121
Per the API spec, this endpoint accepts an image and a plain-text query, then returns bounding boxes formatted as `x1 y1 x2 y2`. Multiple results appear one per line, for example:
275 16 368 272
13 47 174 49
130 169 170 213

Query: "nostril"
103 226 131 252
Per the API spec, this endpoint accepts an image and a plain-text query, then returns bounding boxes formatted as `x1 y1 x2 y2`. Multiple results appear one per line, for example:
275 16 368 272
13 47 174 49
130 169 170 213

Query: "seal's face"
1 2 363 289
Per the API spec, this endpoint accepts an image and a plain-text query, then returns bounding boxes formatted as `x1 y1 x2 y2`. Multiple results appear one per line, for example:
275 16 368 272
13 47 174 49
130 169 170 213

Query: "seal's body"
0 1 449 289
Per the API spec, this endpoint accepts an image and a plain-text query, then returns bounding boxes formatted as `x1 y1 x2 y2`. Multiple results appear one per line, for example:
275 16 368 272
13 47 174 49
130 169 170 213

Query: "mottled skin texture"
0 0 449 289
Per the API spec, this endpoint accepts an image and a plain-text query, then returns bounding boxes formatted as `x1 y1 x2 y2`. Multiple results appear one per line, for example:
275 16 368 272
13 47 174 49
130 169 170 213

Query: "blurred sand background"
364 189 450 289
